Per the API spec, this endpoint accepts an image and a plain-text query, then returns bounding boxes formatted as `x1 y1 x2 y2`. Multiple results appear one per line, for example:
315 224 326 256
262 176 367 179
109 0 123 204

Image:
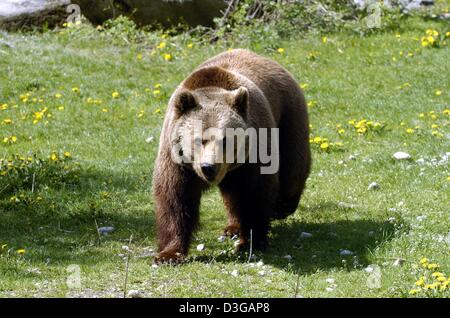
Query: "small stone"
217 236 226 242
393 258 405 267
283 255 293 261
151 264 158 269
300 232 313 239
416 215 426 222
340 249 354 256
416 158 425 165
127 290 144 298
122 245 131 252
145 136 154 143
231 269 239 277
97 226 114 235
393 152 411 160
256 261 264 267
367 182 380 190
365 266 374 273
326 278 335 284
326 287 334 292
196 244 205 251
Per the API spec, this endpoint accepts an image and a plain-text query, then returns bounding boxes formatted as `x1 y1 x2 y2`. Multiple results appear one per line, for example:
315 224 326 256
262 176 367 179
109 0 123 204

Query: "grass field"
0 17 449 298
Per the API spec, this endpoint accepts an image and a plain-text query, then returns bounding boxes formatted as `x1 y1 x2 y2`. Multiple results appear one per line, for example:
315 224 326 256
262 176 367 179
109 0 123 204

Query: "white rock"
151 264 158 269
231 269 239 277
326 278 335 284
122 245 131 252
393 152 411 160
258 271 266 276
326 287 335 292
283 255 293 261
97 226 114 235
416 215 426 222
300 232 313 239
365 266 374 273
145 136 154 143
196 244 205 251
367 182 380 190
393 259 405 267
217 236 226 242
127 290 144 298
416 158 425 165
256 261 264 267
340 249 354 256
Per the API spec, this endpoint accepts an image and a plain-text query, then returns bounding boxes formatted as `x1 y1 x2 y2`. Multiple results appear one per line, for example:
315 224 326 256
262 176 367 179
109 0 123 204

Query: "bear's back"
182 49 304 126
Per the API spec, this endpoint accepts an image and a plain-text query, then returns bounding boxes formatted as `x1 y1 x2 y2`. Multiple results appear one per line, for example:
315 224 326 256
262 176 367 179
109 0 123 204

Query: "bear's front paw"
223 224 240 237
154 250 185 265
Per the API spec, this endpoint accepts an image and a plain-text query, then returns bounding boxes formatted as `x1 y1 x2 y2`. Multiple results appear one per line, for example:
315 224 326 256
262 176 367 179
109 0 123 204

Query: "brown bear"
152 49 311 263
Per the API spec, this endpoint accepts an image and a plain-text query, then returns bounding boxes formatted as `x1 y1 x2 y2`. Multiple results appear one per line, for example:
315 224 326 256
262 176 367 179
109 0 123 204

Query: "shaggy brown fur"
152 49 311 263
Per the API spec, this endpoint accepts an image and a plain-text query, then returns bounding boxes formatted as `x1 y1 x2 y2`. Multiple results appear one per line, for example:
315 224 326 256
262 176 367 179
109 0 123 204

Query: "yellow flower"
72 87 80 93
137 110 145 118
437 276 446 282
277 48 285 54
338 129 345 134
435 90 442 96
154 83 162 89
163 53 172 61
154 108 161 114
153 90 161 96
64 152 71 158
300 83 309 90
55 93 62 99
102 108 108 113
428 263 439 270
420 257 428 265
17 249 25 255
157 42 166 49
58 106 65 111
50 153 58 162
424 283 438 290
112 91 120 98
10 136 17 143
3 119 12 124
446 31 450 37
322 36 327 44
187 43 194 49
320 142 329 150
136 53 143 60
415 278 425 286
406 128 414 134
409 289 419 295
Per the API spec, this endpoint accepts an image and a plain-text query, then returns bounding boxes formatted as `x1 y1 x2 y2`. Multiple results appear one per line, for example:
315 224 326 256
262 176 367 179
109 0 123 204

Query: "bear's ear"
174 90 197 116
231 87 249 115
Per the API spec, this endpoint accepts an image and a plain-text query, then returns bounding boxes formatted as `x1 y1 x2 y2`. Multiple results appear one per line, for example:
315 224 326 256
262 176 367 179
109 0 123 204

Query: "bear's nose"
201 163 217 180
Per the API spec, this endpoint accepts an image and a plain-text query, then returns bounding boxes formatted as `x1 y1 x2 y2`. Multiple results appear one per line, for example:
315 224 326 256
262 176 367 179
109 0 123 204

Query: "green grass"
0 17 449 298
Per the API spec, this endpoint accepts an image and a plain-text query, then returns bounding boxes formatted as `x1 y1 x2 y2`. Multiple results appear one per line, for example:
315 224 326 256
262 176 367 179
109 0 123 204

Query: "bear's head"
169 86 250 184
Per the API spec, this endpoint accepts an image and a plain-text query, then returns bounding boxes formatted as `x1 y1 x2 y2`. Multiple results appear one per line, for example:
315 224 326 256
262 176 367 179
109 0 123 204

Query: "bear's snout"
200 163 217 181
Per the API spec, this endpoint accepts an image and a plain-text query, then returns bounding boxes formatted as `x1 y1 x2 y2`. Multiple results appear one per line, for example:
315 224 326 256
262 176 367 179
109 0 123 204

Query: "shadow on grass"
0 166 155 268
193 202 399 274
